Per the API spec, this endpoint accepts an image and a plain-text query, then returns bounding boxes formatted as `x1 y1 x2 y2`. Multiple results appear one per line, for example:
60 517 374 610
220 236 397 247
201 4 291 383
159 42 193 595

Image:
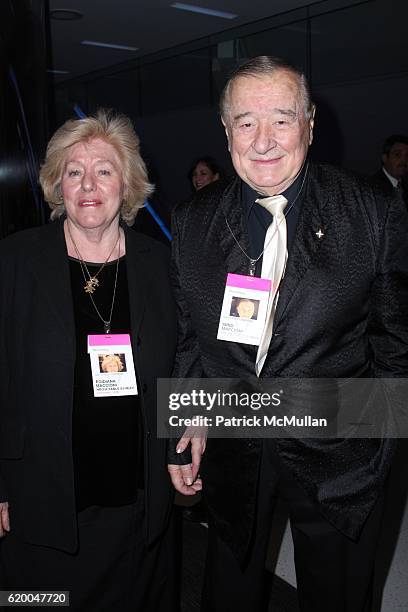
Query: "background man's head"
220 56 315 196
382 135 408 181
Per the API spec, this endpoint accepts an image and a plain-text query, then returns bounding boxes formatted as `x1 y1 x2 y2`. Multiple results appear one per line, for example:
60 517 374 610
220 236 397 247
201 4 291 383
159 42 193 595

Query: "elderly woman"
0 110 178 611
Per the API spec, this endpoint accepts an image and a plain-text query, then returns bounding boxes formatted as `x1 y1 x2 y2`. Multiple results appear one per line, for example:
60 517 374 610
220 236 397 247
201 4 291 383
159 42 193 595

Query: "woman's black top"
69 257 144 511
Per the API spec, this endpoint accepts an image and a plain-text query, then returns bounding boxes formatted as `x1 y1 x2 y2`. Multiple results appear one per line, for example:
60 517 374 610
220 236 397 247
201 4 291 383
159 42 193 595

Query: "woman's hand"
168 426 207 496
0 502 10 537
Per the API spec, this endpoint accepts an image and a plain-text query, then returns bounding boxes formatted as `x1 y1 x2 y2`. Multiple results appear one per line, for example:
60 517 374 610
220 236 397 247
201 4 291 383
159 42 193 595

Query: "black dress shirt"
243 162 308 273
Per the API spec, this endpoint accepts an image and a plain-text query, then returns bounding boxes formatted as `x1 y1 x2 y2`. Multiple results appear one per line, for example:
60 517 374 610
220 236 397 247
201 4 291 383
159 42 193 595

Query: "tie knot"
256 194 288 216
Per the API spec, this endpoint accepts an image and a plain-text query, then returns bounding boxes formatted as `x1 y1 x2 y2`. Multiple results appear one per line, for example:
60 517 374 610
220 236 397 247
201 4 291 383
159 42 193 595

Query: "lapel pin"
315 229 324 239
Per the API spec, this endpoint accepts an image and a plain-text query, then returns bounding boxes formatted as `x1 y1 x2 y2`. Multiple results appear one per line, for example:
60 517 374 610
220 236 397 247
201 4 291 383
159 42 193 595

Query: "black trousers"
202 441 385 612
0 494 178 612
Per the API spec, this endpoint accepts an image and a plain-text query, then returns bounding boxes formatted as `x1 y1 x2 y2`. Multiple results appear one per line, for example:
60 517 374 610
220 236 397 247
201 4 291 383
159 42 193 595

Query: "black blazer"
372 168 408 207
170 163 408 564
0 219 177 552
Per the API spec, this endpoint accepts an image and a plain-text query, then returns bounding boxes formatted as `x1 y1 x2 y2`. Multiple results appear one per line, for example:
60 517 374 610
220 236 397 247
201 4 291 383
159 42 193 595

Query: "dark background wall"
52 0 408 211
1 0 407 236
0 0 49 238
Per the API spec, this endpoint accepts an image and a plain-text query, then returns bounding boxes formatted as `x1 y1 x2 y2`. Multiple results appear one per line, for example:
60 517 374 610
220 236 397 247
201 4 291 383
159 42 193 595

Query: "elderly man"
168 56 408 612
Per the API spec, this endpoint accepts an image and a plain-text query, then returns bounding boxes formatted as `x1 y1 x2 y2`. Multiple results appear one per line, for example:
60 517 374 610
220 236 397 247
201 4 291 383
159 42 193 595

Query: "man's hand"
0 502 10 537
168 427 207 495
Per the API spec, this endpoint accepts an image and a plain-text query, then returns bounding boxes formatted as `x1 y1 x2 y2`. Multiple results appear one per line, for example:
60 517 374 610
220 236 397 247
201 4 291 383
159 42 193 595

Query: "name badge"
87 333 138 397
217 273 270 346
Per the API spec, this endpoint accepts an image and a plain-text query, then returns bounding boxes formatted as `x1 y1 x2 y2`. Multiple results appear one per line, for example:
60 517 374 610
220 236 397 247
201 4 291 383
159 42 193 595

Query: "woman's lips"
79 199 101 207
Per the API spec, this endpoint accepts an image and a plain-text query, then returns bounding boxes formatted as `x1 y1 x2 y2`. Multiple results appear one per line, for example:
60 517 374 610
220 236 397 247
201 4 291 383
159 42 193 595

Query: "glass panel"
140 49 211 115
212 21 308 102
87 70 140 118
311 0 408 86
54 82 88 124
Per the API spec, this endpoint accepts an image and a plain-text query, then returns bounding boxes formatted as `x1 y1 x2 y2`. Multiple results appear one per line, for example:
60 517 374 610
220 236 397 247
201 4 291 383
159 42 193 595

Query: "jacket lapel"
218 177 252 276
273 164 333 328
29 219 75 344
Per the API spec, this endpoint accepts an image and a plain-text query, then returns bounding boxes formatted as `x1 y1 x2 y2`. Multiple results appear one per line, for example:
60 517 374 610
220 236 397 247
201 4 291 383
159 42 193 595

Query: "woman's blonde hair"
100 354 124 372
39 109 153 225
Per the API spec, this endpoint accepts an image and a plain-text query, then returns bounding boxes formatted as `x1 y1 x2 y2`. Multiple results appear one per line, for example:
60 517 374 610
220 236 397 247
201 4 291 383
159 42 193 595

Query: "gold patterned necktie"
255 194 288 376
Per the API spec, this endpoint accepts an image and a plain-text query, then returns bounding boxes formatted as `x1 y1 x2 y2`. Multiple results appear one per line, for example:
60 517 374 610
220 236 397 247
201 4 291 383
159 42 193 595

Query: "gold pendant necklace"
80 254 120 334
84 277 100 294
67 223 120 295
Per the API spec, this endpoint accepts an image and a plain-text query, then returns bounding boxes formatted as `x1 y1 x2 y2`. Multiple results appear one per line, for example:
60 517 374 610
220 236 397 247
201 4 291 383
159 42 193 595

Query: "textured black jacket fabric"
0 219 177 552
169 163 408 563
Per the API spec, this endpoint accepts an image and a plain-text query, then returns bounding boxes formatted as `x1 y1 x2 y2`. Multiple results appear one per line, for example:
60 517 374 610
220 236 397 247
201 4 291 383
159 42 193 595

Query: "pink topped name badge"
226 273 271 292
217 273 271 346
88 333 132 348
87 333 138 397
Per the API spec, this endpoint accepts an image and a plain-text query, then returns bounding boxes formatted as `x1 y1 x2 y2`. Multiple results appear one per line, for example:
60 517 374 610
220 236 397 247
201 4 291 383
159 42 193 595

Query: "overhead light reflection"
81 40 139 51
171 3 238 19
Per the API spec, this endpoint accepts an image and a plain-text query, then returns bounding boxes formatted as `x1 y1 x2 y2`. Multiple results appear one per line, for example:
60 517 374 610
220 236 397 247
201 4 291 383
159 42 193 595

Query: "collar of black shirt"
242 161 308 261
243 162 307 223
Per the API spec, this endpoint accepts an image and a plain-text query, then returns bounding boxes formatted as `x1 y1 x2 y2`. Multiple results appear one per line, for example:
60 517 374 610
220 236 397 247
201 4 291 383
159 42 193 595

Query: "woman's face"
103 360 120 372
101 355 121 372
61 138 124 232
192 161 219 191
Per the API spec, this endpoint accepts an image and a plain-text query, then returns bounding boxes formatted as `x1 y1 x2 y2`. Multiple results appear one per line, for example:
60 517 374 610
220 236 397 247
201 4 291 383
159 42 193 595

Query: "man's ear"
381 153 388 166
221 117 231 152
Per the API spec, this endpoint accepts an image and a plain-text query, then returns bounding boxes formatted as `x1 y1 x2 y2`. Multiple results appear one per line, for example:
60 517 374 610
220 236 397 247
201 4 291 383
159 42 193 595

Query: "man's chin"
246 176 288 196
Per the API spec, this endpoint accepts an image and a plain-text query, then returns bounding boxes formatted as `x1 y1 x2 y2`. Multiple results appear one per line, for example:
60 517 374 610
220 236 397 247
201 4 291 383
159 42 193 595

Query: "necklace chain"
67 223 120 294
225 163 309 276
67 223 121 334
79 255 120 334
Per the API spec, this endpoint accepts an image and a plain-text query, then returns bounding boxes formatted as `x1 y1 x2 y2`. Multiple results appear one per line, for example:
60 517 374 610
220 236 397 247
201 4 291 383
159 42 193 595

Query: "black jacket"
0 219 177 552
372 168 408 207
170 163 408 564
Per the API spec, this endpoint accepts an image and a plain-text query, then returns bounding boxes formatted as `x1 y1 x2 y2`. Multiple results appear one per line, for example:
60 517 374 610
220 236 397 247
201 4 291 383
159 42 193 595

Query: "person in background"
0 109 178 611
372 134 408 205
188 156 222 192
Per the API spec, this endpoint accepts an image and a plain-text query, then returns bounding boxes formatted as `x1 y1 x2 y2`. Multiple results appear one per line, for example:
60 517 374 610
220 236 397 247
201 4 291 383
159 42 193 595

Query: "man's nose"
252 123 277 154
